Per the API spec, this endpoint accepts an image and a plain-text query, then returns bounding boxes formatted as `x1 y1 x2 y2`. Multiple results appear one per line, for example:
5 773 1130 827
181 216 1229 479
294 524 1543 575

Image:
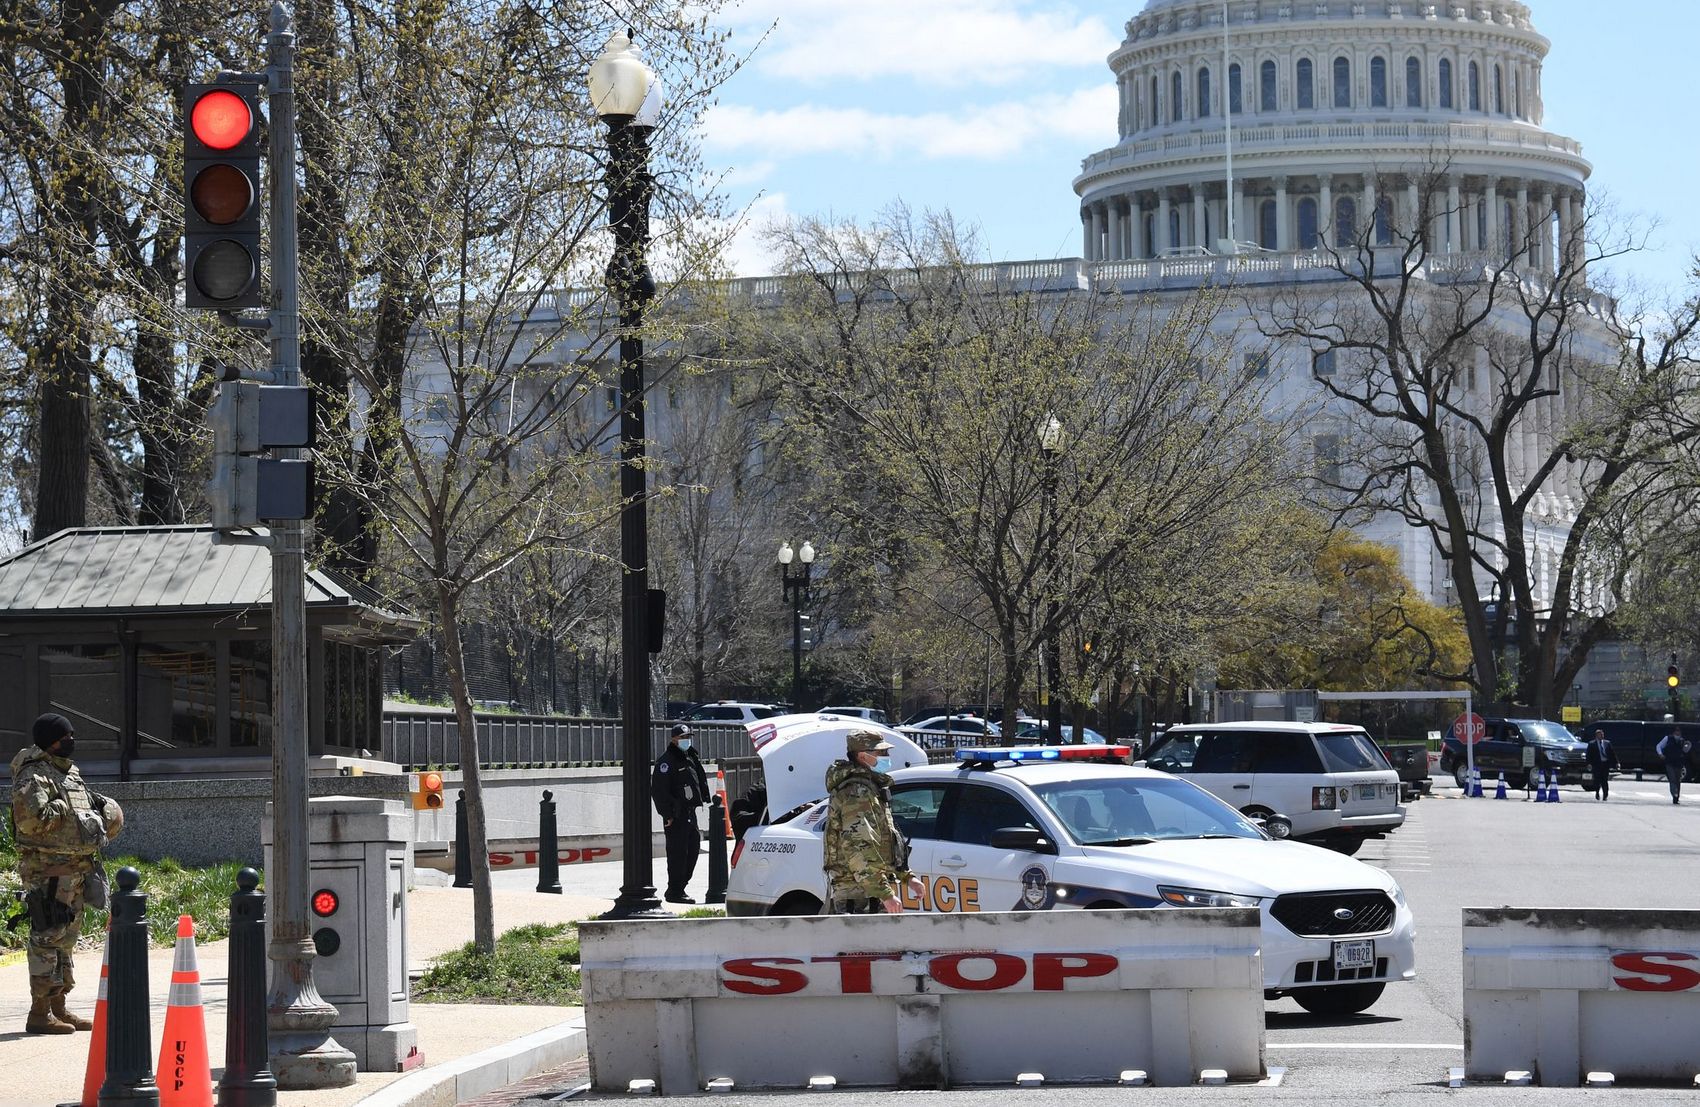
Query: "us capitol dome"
1075 0 1588 270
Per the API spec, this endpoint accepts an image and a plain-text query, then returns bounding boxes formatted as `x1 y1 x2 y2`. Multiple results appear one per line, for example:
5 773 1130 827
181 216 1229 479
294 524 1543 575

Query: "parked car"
1587 719 1700 778
1015 720 1108 745
1375 740 1432 800
903 714 1002 747
820 705 890 725
727 746 1416 1016
684 701 783 724
1140 722 1404 855
1437 717 1589 789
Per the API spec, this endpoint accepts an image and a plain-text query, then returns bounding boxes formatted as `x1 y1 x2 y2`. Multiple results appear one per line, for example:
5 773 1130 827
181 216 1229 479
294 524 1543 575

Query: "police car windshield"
1029 777 1262 845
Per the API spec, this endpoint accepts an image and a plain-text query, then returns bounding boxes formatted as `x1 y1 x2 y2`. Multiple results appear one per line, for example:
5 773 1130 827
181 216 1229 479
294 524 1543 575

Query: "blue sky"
700 0 1700 301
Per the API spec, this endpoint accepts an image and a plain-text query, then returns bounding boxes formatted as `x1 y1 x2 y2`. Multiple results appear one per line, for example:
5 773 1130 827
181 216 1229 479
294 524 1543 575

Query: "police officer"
651 723 709 904
9 713 122 1034
823 731 919 914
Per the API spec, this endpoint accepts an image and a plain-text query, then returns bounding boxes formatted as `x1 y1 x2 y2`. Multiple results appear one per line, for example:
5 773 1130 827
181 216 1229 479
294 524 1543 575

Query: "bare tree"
1259 160 1700 714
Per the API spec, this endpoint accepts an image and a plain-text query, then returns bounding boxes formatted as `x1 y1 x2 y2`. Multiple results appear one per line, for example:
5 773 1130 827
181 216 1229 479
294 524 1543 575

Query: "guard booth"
0 525 418 776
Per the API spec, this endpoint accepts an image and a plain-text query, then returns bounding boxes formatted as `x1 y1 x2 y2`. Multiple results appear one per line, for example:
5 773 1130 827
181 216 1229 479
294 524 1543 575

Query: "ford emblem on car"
1334 907 1356 921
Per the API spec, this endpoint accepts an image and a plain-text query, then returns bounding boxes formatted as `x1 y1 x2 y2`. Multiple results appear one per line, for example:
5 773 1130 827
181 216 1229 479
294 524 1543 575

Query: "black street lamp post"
779 540 816 708
590 31 663 919
1039 414 1064 743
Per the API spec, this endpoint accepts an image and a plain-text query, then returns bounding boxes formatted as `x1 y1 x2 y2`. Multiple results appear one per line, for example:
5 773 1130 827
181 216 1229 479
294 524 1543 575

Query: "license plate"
1334 939 1374 970
1356 784 1377 800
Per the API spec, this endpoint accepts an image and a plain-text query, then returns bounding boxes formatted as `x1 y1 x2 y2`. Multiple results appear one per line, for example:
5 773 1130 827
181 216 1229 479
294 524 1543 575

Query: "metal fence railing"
382 712 754 768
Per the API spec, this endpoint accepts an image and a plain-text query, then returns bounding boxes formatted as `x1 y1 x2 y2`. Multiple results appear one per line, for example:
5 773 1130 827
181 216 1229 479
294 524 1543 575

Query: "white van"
1141 722 1404 855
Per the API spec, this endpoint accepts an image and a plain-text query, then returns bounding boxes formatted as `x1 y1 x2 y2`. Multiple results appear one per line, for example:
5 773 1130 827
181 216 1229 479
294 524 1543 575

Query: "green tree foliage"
1220 528 1469 691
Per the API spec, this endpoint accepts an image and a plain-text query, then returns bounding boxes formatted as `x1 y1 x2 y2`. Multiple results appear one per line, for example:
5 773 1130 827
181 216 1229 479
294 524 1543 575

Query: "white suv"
1142 722 1404 855
684 701 782 724
727 746 1416 1016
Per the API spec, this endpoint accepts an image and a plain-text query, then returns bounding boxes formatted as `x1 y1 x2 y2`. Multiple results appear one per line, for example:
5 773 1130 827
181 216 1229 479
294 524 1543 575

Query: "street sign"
1451 712 1487 745
1294 706 1316 722
1562 705 1582 723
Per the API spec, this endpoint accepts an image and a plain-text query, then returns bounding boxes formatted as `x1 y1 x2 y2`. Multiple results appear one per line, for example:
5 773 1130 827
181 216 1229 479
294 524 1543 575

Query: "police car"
726 745 1416 1016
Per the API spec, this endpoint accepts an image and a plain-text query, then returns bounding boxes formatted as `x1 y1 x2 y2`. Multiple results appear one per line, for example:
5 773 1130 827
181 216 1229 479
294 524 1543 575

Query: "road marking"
1275 1043 1462 1050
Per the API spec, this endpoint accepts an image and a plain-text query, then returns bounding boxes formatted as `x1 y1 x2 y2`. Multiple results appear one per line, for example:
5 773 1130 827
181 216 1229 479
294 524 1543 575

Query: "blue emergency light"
955 745 1131 764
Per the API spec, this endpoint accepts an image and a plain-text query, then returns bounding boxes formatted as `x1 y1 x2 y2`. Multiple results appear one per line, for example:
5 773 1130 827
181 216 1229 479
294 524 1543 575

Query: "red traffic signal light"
311 888 339 917
183 81 264 310
412 770 445 810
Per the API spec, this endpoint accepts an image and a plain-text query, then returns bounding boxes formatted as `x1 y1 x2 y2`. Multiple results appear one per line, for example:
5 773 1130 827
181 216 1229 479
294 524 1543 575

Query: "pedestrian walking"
822 730 921 914
1585 728 1618 801
1657 722 1691 805
651 722 709 904
7 713 122 1034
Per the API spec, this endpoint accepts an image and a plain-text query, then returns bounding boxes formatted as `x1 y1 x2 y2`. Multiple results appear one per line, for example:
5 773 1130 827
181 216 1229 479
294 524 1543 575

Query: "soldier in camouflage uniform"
9 713 122 1034
822 731 917 914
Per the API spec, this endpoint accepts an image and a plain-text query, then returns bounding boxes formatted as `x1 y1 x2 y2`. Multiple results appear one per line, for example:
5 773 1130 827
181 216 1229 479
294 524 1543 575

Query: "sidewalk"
0 854 707 1107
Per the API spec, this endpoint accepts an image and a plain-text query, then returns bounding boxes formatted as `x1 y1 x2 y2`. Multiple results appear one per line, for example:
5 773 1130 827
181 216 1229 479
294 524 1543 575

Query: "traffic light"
184 81 265 310
411 770 445 810
310 887 341 956
207 380 315 528
1669 661 1681 689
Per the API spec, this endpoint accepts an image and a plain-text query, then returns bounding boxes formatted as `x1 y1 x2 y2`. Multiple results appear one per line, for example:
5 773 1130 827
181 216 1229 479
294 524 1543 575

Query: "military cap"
846 730 893 753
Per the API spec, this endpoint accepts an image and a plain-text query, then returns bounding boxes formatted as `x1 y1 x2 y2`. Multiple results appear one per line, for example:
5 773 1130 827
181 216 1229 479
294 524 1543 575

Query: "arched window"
1333 56 1351 108
1370 56 1387 107
1493 64 1504 114
1150 75 1159 127
1229 63 1242 114
1298 197 1319 248
1476 201 1487 250
1335 196 1358 244
1296 58 1315 109
1259 200 1278 250
1438 58 1454 109
1260 60 1277 111
1375 195 1394 245
1406 56 1423 107
1172 70 1184 122
1512 70 1522 117
1169 208 1182 249
1468 60 1481 111
1198 66 1212 118
1501 200 1514 259
1144 213 1156 258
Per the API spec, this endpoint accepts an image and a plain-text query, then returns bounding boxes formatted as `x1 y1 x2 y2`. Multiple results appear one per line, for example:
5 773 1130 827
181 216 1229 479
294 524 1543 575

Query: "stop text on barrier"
488 846 611 869
1611 951 1700 991
722 950 1118 996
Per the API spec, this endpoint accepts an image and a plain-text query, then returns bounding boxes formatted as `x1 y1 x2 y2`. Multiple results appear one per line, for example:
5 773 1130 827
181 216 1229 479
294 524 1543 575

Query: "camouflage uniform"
822 732 910 913
10 740 111 1030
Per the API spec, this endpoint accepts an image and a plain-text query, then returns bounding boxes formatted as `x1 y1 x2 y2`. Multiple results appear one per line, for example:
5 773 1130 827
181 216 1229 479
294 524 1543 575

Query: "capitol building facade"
1066 0 1606 620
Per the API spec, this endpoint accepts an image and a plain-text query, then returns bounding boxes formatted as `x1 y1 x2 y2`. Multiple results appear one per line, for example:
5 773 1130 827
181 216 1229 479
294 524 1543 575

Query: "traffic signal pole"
262 2 355 1087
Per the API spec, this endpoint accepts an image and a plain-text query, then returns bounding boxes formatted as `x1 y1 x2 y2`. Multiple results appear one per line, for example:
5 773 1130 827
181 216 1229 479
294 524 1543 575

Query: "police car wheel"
770 892 823 916
1292 981 1384 1017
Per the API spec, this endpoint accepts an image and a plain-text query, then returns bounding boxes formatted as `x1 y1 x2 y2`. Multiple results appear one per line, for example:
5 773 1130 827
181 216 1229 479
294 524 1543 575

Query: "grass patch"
2 819 256 951
414 921 581 1006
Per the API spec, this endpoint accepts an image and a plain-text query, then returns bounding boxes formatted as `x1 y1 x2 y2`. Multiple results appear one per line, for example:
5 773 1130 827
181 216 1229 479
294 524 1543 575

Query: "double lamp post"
778 540 817 708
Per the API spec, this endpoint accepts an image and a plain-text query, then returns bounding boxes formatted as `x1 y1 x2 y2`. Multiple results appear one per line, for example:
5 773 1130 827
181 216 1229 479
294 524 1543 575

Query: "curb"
356 1016 587 1107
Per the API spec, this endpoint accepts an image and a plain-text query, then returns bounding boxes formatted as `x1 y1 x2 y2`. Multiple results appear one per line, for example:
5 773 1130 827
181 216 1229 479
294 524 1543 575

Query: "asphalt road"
502 772 1700 1103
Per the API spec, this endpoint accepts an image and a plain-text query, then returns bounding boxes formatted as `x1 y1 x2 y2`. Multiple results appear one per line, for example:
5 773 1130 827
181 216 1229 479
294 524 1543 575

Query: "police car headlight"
1157 885 1262 908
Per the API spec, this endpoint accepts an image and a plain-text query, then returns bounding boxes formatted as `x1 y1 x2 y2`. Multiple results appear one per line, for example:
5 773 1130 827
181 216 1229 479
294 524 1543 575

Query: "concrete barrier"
1465 907 1700 1085
582 909 1264 1092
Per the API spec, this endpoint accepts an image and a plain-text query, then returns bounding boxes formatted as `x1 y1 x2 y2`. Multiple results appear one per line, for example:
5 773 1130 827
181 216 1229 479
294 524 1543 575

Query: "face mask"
677 739 692 751
873 757 892 774
54 738 75 759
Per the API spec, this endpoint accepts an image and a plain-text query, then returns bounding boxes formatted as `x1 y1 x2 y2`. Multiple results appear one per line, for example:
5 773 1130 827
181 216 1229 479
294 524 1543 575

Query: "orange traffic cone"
80 927 111 1107
157 915 213 1107
716 768 734 838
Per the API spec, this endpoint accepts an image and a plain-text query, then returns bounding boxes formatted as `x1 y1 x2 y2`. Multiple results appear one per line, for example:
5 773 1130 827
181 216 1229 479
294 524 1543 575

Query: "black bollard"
705 794 728 904
537 790 562 894
99 867 159 1107
453 789 472 889
217 868 277 1107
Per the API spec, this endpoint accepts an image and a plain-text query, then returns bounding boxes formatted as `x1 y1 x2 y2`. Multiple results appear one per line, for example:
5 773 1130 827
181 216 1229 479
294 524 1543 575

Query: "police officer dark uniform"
651 723 709 903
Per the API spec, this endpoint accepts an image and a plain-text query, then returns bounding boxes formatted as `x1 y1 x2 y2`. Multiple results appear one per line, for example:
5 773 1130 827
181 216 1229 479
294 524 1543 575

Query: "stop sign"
1451 712 1487 745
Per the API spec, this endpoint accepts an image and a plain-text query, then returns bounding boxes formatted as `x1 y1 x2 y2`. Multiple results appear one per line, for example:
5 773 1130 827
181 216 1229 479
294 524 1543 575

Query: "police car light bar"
955 745 1132 763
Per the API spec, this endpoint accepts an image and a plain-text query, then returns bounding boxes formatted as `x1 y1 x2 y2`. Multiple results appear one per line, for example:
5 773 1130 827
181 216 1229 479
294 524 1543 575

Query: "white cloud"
722 0 1120 87
717 192 793 277
702 84 1115 163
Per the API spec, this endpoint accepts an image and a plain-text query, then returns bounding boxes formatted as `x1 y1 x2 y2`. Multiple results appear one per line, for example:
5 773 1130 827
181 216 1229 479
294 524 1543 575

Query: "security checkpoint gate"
1465 907 1700 1085
263 796 418 1071
581 909 1265 1092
